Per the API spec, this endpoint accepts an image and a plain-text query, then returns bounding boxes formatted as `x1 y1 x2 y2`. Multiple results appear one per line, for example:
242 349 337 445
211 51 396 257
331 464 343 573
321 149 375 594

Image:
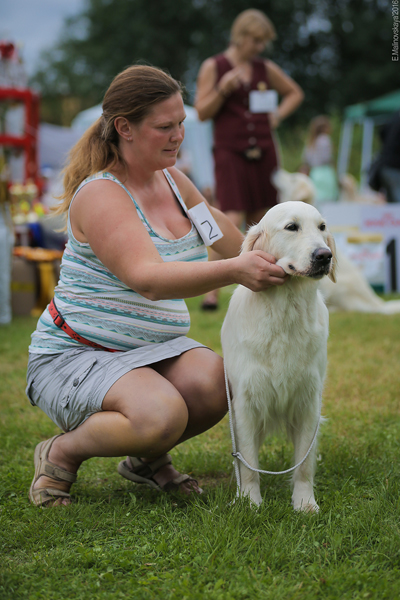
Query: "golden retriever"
221 201 336 511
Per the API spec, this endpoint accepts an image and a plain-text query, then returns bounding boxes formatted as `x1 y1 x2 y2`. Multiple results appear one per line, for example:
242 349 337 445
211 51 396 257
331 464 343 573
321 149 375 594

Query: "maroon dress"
213 54 279 213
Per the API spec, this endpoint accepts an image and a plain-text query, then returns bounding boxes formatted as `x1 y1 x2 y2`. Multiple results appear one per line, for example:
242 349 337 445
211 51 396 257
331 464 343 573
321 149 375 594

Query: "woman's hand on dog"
233 251 288 291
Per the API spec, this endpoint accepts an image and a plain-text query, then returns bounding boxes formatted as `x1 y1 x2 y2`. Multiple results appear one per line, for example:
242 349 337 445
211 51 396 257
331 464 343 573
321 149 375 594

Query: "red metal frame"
0 87 41 189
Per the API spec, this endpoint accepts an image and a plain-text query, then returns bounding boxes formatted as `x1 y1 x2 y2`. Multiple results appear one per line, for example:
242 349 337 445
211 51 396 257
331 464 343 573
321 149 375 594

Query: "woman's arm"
195 58 243 122
266 61 304 128
71 179 286 301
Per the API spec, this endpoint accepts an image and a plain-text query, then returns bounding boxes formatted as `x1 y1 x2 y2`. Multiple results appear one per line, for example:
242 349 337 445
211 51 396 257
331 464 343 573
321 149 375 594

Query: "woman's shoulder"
73 171 133 205
75 171 119 192
199 54 225 72
165 166 189 193
264 59 283 75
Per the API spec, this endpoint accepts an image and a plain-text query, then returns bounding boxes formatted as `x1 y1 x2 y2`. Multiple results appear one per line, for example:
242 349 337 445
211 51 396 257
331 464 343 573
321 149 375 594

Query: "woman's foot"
142 457 203 495
30 435 79 507
118 454 203 495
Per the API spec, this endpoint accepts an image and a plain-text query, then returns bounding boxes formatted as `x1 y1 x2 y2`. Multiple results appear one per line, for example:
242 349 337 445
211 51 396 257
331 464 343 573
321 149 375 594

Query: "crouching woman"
27 65 286 507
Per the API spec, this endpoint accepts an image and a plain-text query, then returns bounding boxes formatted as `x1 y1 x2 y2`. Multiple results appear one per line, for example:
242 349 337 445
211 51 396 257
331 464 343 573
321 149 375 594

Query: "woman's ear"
114 117 132 141
327 231 337 283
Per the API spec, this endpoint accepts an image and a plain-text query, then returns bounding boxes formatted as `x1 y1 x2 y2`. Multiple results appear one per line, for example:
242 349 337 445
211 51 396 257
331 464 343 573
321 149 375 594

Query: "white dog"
221 201 336 511
272 169 316 205
272 169 384 206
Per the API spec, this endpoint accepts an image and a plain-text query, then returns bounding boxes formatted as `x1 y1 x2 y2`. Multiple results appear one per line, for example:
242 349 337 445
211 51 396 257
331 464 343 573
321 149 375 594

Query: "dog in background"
339 174 385 205
272 169 384 206
272 169 400 314
272 170 316 205
221 201 336 511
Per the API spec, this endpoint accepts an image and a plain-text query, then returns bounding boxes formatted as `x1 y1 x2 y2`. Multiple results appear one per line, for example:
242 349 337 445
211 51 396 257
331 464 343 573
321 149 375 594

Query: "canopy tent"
337 89 400 187
344 89 400 120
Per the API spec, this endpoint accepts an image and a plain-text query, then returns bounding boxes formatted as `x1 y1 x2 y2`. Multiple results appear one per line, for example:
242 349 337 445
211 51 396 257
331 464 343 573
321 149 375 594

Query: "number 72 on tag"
188 202 224 247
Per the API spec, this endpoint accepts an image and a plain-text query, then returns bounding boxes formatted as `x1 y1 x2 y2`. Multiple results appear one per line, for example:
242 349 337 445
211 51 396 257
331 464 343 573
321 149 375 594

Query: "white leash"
224 366 322 497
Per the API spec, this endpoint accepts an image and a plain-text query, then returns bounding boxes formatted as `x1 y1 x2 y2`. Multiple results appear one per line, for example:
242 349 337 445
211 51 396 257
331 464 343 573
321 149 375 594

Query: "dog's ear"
327 231 337 283
241 224 268 254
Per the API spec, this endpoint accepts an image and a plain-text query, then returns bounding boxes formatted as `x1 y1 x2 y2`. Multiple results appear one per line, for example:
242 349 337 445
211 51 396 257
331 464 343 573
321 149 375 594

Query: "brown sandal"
117 454 199 492
29 434 77 508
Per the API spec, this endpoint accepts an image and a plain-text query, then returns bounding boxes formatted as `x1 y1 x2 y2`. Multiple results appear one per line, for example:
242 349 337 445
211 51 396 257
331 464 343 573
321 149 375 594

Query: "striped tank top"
29 170 208 354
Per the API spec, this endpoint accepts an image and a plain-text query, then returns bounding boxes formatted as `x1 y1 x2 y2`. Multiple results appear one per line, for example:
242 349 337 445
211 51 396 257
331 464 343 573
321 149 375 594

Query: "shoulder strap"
162 169 190 215
66 171 150 240
69 171 145 217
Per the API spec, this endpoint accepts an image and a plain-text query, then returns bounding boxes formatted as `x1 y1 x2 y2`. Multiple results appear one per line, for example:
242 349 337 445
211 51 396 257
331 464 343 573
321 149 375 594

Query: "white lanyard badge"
249 89 278 113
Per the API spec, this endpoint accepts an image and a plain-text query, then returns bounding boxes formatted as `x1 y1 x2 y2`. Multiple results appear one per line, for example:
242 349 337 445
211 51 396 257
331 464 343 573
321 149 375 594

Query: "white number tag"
188 202 224 247
249 90 278 113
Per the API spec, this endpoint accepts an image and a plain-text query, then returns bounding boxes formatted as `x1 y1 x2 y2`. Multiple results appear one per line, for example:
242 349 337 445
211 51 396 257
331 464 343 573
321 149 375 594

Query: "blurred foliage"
31 0 398 126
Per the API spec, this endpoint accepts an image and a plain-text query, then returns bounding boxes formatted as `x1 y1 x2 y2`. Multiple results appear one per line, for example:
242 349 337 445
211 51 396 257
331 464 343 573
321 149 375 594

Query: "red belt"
48 298 120 353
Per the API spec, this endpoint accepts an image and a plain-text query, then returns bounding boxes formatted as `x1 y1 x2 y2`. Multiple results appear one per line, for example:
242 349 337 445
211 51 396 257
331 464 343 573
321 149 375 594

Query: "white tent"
39 123 81 171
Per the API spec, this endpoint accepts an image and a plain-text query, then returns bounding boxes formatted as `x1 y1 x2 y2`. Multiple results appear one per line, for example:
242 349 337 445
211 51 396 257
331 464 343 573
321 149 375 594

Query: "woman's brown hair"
54 65 182 216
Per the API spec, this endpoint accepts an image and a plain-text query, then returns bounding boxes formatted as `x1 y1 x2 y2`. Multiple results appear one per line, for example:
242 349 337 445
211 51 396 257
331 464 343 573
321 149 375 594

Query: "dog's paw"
292 499 319 514
250 497 262 510
240 489 263 508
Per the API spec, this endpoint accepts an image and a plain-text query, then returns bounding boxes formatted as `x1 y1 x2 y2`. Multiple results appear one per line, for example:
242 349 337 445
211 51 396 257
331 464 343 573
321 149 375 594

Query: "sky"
1 0 86 77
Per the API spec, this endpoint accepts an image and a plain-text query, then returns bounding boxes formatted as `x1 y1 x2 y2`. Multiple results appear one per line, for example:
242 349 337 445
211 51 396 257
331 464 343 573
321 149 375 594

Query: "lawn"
1 289 400 599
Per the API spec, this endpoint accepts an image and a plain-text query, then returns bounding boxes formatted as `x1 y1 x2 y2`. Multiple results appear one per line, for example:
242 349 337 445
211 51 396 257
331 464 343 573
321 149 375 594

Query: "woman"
195 8 303 308
27 65 287 507
302 115 339 205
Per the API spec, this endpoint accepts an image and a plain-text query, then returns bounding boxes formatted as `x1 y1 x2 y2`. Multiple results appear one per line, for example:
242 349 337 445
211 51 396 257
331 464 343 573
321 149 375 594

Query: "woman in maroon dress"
195 9 304 308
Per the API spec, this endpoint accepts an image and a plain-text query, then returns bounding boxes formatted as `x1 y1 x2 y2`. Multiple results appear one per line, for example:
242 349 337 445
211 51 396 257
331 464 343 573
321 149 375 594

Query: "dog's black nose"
312 248 332 266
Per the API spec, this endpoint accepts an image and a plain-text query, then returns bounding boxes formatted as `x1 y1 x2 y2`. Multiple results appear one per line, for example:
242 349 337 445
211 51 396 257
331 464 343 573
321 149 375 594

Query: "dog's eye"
319 223 326 231
285 223 299 232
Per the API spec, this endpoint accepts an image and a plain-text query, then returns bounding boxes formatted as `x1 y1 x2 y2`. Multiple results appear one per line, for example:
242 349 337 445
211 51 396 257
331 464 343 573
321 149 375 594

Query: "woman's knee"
133 395 189 455
190 355 227 418
104 383 189 455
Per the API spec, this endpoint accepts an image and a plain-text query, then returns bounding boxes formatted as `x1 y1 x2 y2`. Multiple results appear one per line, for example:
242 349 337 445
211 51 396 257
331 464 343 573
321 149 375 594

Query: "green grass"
1 290 400 599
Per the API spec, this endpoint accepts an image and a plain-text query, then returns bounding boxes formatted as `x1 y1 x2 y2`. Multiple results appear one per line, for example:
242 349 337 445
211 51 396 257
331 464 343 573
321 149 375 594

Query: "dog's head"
272 169 316 205
242 201 337 282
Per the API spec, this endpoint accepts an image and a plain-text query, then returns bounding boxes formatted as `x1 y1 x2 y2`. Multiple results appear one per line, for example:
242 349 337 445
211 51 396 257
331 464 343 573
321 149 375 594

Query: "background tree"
32 0 398 126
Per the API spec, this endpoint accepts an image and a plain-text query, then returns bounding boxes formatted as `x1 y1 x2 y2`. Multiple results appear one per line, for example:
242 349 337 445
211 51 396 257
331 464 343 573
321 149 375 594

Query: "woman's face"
130 92 186 171
237 31 267 60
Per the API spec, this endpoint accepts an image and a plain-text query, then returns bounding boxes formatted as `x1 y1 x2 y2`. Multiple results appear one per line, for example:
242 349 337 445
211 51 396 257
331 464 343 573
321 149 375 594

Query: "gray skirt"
26 337 206 432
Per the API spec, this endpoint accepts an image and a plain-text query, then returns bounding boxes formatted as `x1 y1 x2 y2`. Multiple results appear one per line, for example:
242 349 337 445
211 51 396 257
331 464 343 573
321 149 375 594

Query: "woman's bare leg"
33 348 226 501
152 348 226 443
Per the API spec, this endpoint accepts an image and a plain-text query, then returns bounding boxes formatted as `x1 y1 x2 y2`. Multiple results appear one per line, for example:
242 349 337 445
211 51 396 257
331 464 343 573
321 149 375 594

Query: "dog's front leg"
233 399 264 507
289 412 319 513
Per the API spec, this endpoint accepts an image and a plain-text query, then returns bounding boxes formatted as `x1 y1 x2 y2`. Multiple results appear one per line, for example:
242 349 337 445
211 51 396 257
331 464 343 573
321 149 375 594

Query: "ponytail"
53 115 121 218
